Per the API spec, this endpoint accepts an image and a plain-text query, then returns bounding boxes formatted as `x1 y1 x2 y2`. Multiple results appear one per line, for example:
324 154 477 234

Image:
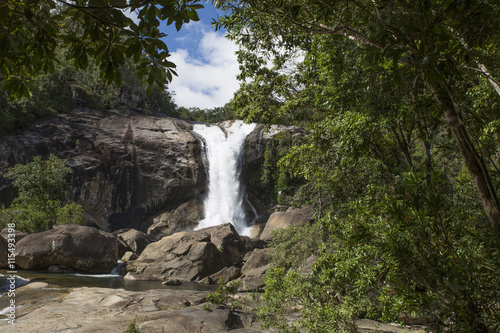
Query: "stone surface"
260 205 314 241
116 229 150 255
241 249 271 276
162 279 182 286
47 265 75 274
0 284 424 333
125 224 247 281
240 236 267 253
0 228 28 243
238 266 269 292
121 251 137 262
137 307 233 333
0 108 206 231
15 225 118 273
200 266 241 284
0 285 283 333
147 199 204 241
237 244 272 292
242 124 304 225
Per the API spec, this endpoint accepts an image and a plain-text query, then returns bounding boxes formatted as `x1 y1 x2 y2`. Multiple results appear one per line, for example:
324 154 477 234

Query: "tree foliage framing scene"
0 0 499 332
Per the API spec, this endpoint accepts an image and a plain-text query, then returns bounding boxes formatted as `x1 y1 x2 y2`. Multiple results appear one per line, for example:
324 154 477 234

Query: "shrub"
0 154 84 233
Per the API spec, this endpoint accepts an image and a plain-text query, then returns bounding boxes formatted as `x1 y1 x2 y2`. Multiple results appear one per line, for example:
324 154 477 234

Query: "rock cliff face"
0 109 298 233
0 108 206 231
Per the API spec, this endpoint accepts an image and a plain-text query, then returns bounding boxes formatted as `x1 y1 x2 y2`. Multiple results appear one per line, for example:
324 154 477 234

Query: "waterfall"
193 120 256 235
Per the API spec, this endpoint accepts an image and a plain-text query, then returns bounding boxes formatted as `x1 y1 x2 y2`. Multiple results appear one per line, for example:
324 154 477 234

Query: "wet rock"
0 274 30 293
242 124 304 225
47 265 75 274
162 279 182 286
15 225 118 273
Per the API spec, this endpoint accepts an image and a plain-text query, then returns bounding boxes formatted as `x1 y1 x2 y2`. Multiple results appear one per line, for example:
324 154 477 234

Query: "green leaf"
187 9 200 21
175 20 182 31
126 40 142 58
113 69 122 87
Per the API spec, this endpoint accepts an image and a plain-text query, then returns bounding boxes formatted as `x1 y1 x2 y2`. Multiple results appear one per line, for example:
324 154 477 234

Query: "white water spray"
193 121 256 235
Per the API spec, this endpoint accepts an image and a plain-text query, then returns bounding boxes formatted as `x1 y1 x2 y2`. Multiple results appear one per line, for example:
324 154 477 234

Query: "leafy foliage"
214 0 500 332
0 0 204 98
0 154 84 233
126 320 144 333
0 56 180 136
206 278 242 307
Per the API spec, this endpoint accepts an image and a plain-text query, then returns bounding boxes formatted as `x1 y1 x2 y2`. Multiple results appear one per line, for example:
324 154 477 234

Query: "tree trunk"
428 81 500 234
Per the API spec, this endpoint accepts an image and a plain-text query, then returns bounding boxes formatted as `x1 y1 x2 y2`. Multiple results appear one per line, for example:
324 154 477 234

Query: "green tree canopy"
213 1 500 331
0 154 84 233
216 0 500 233
0 0 204 98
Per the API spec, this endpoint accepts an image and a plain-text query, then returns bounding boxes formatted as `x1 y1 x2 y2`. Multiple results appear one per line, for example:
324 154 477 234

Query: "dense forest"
1 1 499 332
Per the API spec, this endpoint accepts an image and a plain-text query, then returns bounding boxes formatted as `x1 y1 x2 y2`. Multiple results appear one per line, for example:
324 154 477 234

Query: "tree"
215 0 500 234
0 154 84 233
213 1 500 331
0 0 204 98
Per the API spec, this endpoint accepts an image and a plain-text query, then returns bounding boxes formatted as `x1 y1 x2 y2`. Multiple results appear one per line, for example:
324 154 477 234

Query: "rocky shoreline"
0 216 426 333
0 281 426 333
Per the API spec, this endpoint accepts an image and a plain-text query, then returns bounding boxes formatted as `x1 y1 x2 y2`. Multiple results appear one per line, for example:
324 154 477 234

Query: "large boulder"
1 228 28 243
125 223 247 281
137 307 234 333
241 248 271 276
116 229 150 255
238 248 272 292
260 205 314 241
15 225 119 273
147 199 204 241
0 109 206 231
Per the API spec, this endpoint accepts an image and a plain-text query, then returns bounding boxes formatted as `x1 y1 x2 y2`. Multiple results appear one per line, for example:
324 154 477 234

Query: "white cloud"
167 24 240 109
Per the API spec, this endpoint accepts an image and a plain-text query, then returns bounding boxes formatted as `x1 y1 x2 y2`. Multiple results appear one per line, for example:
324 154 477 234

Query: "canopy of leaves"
0 0 204 98
214 0 500 331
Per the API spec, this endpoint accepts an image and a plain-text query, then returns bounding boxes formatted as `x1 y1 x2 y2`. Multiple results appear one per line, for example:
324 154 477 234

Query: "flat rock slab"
0 285 278 333
0 284 424 333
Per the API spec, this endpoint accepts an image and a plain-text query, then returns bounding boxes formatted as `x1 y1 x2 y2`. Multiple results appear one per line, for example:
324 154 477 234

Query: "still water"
0 269 217 292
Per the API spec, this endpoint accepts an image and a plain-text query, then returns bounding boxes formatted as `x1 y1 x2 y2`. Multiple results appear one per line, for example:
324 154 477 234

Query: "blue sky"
159 2 240 109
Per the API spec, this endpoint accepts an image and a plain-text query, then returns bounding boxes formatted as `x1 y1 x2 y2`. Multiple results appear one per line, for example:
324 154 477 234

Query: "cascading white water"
193 120 256 235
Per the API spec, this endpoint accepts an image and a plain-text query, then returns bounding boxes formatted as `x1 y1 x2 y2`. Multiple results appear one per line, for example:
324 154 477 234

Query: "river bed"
0 269 217 291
